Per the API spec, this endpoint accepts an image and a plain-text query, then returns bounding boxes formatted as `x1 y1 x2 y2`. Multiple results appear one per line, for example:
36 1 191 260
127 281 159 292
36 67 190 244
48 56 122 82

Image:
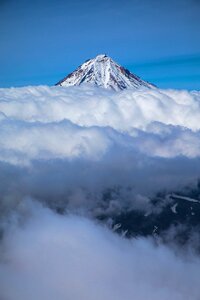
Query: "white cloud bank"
0 85 200 299
0 85 199 211
0 85 200 165
0 86 200 131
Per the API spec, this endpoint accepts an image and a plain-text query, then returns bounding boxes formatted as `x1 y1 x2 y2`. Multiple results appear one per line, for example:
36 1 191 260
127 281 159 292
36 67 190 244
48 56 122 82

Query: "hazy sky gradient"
0 0 200 89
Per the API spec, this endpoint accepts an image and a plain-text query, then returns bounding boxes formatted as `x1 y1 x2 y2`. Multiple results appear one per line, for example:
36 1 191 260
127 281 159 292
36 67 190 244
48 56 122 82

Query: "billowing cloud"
0 85 199 214
0 85 200 299
0 85 200 131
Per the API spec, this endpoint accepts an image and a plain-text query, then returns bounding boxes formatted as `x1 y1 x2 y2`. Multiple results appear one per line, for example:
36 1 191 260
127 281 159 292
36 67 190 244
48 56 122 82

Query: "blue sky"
0 0 200 89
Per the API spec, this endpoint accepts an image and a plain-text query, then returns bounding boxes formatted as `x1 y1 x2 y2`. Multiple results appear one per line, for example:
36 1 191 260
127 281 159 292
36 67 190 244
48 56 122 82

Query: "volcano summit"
56 54 154 91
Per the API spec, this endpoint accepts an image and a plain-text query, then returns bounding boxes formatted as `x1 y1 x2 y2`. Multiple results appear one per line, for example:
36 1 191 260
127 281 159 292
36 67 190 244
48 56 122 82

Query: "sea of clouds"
0 85 200 299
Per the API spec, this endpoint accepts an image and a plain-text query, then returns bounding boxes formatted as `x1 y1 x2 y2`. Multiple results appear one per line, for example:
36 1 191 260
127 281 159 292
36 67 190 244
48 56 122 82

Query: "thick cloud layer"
0 86 199 214
0 85 200 299
0 86 200 164
0 85 200 131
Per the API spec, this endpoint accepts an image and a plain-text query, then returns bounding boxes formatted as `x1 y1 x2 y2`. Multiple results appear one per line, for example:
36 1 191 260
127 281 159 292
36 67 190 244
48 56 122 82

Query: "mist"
0 199 200 300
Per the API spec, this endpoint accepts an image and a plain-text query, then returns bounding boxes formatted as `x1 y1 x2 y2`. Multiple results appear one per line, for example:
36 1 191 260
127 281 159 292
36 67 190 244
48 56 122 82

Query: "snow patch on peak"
56 54 155 91
95 54 107 60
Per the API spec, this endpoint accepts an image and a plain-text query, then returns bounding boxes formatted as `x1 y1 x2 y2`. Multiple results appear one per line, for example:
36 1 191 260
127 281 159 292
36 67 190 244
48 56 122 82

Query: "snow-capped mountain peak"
56 54 155 91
